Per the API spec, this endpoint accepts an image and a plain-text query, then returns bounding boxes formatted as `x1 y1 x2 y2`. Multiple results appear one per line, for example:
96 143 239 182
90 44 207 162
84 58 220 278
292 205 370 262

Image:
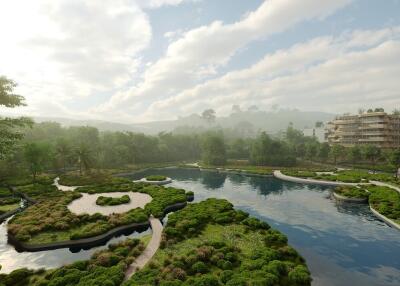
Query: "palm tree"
75 143 93 176
56 138 71 173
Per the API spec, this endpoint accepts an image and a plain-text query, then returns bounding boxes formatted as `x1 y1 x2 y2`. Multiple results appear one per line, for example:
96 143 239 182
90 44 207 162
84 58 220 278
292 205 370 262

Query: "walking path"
370 180 400 195
125 217 163 280
273 170 358 186
53 177 78 192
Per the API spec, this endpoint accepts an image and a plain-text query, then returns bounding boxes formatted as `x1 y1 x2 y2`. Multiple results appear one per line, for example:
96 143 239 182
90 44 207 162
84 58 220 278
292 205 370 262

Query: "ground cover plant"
333 186 369 199
0 238 146 286
126 198 311 286
58 173 128 186
15 183 59 200
8 182 190 244
145 175 167 181
367 185 400 224
96 195 131 206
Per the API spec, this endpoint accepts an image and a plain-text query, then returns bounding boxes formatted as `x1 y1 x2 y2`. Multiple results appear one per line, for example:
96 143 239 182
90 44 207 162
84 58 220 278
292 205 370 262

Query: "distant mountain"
34 109 335 135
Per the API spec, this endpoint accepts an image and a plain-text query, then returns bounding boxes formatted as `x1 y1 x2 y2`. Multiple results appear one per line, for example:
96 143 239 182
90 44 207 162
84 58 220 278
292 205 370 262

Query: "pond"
0 168 399 286
127 168 400 286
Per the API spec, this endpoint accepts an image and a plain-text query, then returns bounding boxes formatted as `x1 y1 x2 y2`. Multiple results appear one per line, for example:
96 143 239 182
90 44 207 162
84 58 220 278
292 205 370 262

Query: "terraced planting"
126 199 311 286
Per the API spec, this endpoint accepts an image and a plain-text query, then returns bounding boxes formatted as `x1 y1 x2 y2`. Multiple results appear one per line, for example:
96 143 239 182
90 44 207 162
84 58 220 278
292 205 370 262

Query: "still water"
0 168 399 286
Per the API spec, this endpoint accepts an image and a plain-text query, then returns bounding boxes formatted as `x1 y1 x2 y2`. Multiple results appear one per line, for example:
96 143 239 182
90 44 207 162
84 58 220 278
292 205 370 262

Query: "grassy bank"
0 238 146 286
126 199 311 286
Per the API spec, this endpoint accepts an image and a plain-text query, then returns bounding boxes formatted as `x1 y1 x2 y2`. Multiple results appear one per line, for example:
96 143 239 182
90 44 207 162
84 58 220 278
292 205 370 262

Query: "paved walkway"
273 170 358 186
125 217 163 280
53 177 78 192
370 180 400 195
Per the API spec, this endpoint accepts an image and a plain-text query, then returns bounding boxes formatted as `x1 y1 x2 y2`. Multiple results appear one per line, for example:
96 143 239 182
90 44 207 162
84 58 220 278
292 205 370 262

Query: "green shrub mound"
15 183 59 200
127 199 311 286
59 174 131 187
283 170 400 185
146 175 168 181
0 187 13 198
96 195 131 206
8 182 191 243
368 185 400 224
0 238 145 286
334 186 369 199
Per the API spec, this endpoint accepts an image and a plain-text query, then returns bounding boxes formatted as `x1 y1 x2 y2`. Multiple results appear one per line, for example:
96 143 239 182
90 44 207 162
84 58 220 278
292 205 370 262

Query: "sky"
0 0 400 123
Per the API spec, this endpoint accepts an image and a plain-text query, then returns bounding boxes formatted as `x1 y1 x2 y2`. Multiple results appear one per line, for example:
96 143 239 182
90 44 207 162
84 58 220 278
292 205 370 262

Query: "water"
0 168 399 286
127 168 400 286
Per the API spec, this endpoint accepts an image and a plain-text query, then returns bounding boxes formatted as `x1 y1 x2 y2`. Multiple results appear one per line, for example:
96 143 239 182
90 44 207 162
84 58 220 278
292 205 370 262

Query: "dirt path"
124 217 163 280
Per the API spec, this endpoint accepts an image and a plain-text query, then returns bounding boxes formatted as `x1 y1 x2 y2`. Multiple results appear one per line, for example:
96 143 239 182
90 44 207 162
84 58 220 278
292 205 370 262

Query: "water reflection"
123 168 400 286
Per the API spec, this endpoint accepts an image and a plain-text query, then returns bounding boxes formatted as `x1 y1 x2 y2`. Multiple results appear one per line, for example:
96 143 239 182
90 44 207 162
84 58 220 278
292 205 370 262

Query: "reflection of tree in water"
247 177 330 197
200 171 227 189
334 200 374 219
227 173 246 185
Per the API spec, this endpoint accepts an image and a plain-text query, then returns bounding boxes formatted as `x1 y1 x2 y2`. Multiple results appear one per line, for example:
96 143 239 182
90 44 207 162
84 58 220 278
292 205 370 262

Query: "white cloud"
141 27 400 120
137 0 198 9
0 0 151 115
97 0 353 120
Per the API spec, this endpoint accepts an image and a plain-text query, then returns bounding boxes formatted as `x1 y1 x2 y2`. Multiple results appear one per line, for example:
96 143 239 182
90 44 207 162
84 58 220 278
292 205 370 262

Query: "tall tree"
330 145 344 165
390 149 400 177
56 138 71 173
201 109 216 125
318 143 330 162
75 143 93 175
349 146 362 166
201 132 226 166
0 76 32 158
364 145 381 171
24 143 50 181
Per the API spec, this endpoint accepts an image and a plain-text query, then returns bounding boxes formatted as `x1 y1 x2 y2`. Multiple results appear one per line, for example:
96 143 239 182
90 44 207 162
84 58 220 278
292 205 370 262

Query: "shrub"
96 195 131 206
146 175 168 181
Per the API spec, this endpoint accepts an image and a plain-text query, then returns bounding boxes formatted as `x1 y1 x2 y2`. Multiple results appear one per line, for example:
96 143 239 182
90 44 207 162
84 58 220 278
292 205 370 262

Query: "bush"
146 175 167 181
96 195 131 206
334 186 369 199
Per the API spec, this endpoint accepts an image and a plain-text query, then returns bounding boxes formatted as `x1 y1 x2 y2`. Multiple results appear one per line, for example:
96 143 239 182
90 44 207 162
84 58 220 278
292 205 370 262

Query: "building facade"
325 112 400 148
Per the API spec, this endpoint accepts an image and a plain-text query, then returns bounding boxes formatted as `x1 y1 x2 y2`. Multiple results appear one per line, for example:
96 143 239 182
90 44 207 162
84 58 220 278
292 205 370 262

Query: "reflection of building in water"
325 111 400 148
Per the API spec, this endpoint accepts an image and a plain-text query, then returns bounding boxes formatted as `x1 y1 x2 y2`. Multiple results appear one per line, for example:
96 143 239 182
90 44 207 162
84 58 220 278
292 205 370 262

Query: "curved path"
273 170 358 186
370 180 400 195
125 217 163 280
53 177 78 192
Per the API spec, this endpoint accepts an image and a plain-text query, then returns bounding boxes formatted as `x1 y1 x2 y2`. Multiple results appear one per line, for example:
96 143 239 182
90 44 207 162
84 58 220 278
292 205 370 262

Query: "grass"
367 185 400 224
96 195 131 206
334 186 369 199
127 199 311 286
0 203 19 214
145 175 168 181
9 182 190 244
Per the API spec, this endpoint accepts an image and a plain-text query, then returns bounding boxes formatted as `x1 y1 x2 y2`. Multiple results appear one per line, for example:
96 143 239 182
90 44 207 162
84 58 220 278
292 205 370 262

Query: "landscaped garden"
367 185 400 224
7 181 191 244
0 187 20 215
0 238 146 286
126 198 312 286
96 195 131 206
282 169 400 185
145 175 168 182
333 186 369 199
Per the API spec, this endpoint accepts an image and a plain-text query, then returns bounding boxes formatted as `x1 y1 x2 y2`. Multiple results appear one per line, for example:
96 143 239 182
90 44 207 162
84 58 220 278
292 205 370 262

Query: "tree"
330 145 345 165
315 121 324 128
201 109 216 125
201 132 226 166
349 146 362 166
24 143 50 181
392 109 400 115
318 143 330 162
374 108 384 112
0 76 32 158
390 149 400 177
75 143 94 175
56 138 71 173
364 145 381 171
305 142 318 161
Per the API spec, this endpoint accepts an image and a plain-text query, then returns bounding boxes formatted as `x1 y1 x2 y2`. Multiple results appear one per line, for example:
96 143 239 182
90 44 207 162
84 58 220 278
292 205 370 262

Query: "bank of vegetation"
127 199 311 286
8 182 190 244
96 195 131 206
145 175 167 182
0 238 145 286
333 186 369 199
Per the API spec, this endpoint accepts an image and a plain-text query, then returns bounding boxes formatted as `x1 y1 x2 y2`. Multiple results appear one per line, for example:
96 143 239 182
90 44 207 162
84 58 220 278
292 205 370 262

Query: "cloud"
137 0 199 9
142 27 400 119
0 0 151 113
97 0 353 119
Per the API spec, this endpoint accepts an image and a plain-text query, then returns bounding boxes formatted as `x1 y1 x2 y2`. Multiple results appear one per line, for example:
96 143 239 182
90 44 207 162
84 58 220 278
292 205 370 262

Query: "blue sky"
0 0 399 122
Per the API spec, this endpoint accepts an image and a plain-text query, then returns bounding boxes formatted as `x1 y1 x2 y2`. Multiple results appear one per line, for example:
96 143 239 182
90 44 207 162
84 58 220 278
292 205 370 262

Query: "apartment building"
325 111 400 148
